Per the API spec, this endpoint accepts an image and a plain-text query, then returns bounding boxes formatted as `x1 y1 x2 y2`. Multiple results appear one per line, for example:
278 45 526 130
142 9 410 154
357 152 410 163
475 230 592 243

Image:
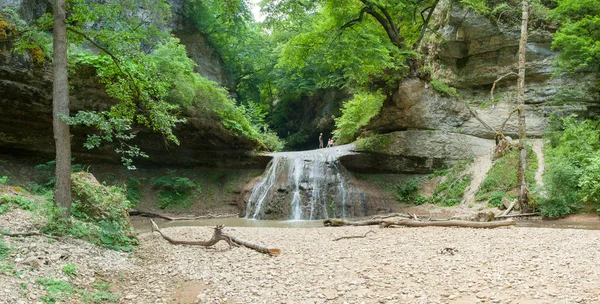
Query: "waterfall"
244 148 361 220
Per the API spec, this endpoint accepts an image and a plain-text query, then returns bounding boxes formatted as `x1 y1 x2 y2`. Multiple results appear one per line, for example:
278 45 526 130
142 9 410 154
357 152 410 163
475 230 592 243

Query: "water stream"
244 146 362 220
131 216 600 233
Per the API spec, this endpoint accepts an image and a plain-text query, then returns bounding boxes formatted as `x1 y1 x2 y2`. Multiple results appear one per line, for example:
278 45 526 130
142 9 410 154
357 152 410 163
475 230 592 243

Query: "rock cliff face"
360 1 599 173
0 0 267 168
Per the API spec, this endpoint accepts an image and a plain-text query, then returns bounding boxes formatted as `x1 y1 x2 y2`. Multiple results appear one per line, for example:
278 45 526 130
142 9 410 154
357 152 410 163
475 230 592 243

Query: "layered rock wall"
0 0 266 168
360 1 599 173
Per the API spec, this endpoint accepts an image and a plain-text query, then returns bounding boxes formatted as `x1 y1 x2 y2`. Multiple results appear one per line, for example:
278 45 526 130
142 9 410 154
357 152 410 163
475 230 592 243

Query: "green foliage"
153 176 198 209
394 179 420 202
431 78 458 97
43 173 137 251
487 191 507 208
477 146 538 203
0 176 7 184
0 8 52 63
0 194 36 212
333 91 385 144
37 277 75 304
540 116 600 217
430 160 473 206
0 239 9 260
551 0 600 77
355 134 391 153
125 178 141 207
62 263 77 277
81 282 119 303
538 161 581 218
429 169 448 179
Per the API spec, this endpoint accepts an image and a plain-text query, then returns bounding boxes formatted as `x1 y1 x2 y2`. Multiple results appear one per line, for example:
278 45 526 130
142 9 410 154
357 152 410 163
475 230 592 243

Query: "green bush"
541 117 600 217
44 172 137 252
125 178 141 207
394 179 420 202
153 176 197 209
333 91 385 144
487 191 507 208
538 160 581 218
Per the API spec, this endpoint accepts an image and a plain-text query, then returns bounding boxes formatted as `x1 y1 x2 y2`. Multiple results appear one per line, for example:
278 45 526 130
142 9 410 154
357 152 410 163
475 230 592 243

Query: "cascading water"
244 147 363 220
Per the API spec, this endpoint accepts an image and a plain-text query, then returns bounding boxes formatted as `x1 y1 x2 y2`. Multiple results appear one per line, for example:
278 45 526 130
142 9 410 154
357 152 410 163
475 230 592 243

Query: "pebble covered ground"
2 209 600 304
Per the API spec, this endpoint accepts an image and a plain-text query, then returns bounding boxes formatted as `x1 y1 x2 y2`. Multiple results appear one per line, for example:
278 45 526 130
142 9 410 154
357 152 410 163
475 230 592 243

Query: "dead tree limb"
380 219 515 228
151 220 235 248
501 199 517 216
323 219 384 227
467 106 497 134
230 236 280 255
131 210 237 221
371 213 411 219
150 219 280 255
495 212 539 219
490 72 518 102
333 230 375 241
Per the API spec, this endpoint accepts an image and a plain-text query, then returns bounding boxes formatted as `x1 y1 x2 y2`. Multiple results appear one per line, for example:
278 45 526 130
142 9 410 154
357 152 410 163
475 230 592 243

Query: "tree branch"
415 0 440 50
490 72 518 103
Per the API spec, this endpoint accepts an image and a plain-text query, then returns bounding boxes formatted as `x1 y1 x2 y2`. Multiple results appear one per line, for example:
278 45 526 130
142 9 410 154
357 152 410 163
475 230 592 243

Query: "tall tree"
52 0 72 218
517 0 530 212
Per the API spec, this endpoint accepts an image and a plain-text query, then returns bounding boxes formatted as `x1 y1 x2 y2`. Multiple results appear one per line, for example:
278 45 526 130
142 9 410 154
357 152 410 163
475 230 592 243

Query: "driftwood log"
150 219 280 255
380 219 516 228
332 231 375 241
495 212 539 219
323 219 385 227
132 210 238 221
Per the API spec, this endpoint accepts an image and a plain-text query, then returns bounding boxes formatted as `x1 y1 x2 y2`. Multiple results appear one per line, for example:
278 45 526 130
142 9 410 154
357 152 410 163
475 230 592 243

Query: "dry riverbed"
1 209 600 304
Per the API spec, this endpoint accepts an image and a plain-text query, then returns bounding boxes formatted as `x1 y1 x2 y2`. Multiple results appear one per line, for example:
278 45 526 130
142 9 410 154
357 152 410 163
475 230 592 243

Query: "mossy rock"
70 172 131 225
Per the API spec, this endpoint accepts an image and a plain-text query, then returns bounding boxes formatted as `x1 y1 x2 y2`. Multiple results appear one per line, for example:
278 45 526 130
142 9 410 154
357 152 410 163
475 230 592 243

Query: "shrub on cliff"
333 91 385 144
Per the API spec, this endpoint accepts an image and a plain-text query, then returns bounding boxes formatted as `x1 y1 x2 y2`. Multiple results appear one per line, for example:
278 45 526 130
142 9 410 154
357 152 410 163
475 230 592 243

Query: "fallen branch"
490 72 518 102
333 230 375 241
323 219 384 227
150 220 235 247
230 236 280 255
371 213 411 219
131 210 238 221
380 219 515 228
501 199 517 216
494 212 539 219
150 219 280 255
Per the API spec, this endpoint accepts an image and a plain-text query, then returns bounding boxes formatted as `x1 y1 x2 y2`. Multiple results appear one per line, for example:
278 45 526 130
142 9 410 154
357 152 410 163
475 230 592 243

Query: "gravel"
2 209 600 304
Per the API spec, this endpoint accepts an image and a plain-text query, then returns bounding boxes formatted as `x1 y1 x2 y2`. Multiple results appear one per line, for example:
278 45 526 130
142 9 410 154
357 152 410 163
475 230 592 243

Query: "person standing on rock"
319 133 323 149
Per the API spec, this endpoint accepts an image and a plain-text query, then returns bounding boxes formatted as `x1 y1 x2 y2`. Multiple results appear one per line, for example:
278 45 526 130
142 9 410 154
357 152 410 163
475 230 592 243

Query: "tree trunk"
53 0 72 218
517 0 530 213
